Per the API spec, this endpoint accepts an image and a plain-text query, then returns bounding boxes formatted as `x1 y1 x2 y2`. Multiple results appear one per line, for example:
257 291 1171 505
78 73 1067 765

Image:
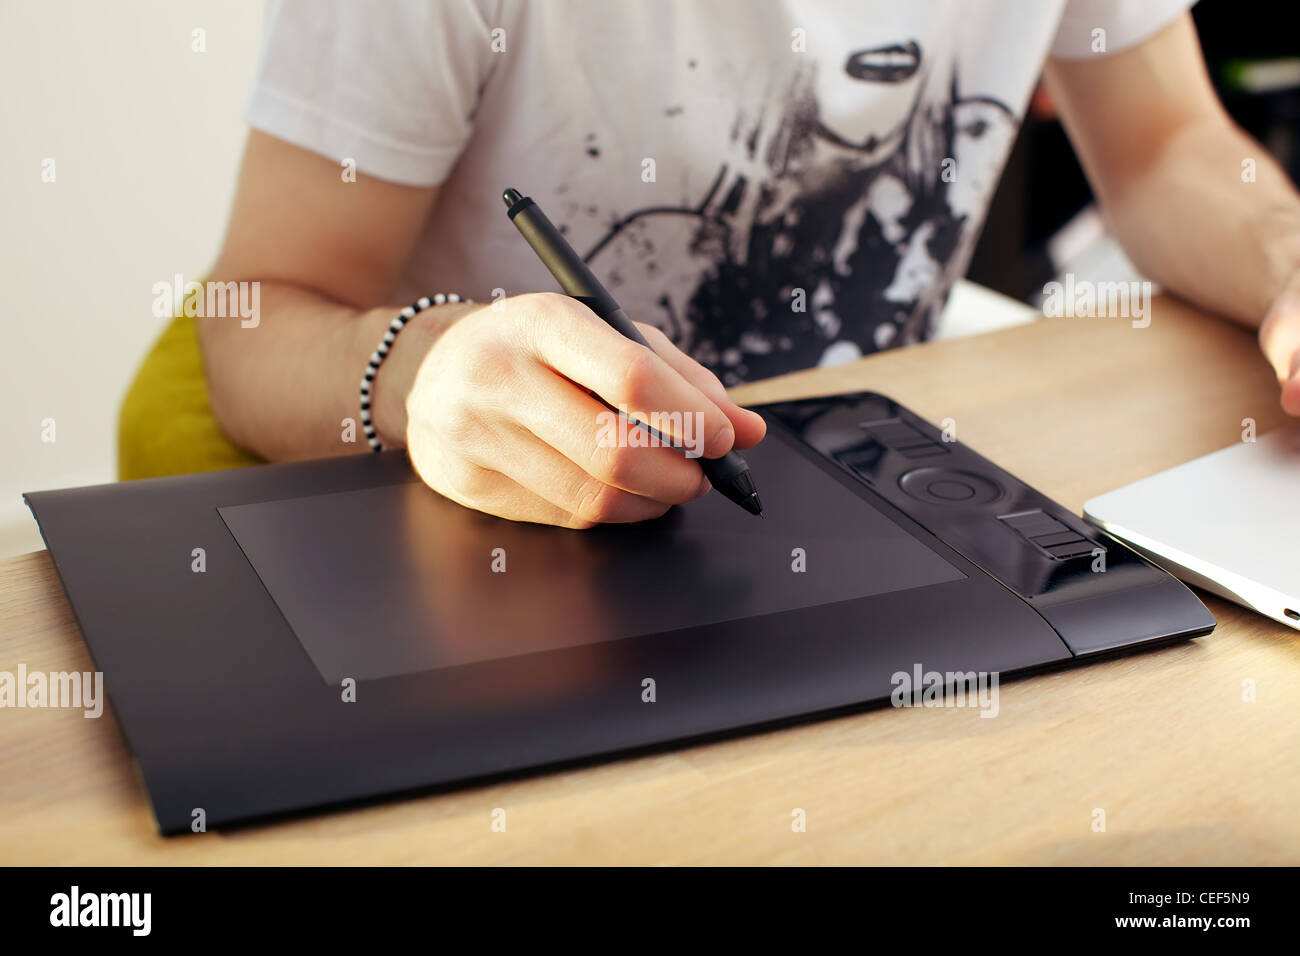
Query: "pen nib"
717 473 764 517
733 487 764 518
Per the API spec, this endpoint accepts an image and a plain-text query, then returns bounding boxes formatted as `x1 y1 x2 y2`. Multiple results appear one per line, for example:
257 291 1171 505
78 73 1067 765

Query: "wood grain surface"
2 296 1296 864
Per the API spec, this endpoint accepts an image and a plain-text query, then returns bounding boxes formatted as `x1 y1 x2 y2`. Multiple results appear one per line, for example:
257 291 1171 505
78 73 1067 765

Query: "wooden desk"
3 297 1297 864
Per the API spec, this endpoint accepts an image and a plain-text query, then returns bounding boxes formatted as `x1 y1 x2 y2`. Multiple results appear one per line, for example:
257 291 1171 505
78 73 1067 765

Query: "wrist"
364 301 475 449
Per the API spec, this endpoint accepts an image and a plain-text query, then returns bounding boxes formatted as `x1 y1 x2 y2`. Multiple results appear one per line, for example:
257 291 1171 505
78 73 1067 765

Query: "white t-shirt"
247 0 1194 384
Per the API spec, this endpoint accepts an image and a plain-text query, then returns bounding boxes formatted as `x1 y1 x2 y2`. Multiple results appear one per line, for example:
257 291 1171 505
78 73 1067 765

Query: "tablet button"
1031 530 1084 548
927 479 976 501
999 510 1067 537
1047 540 1097 559
861 419 927 446
859 418 951 459
899 467 1003 506
899 441 949 458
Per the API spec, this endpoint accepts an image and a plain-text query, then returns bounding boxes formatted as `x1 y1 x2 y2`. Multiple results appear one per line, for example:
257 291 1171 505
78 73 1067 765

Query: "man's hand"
395 292 767 528
1259 272 1300 416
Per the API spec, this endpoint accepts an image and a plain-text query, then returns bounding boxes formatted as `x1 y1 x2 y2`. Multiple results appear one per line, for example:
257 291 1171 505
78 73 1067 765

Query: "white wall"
0 0 265 556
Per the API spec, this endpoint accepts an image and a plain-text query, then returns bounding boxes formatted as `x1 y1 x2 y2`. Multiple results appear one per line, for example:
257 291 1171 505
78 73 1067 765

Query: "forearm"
1103 117 1300 327
196 280 470 461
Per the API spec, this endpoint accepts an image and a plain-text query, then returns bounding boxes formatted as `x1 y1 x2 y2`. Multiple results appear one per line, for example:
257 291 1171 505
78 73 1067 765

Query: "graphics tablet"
24 392 1214 834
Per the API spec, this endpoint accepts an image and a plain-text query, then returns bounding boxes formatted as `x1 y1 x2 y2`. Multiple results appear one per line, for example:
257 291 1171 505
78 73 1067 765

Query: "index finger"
519 293 737 459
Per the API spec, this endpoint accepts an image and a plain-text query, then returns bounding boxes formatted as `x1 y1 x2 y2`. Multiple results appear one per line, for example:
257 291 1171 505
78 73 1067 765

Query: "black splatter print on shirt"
576 41 1016 385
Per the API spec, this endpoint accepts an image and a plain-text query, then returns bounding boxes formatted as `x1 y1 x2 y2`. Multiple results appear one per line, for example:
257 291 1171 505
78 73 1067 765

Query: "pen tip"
502 187 523 208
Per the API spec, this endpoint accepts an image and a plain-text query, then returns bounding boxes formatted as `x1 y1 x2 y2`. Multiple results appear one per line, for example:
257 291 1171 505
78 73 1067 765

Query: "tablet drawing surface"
220 432 965 683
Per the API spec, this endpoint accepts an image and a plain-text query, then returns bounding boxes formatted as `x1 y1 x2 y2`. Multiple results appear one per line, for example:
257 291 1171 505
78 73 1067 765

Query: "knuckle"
422 455 491 508
666 468 705 504
521 291 578 330
594 443 639 488
435 398 487 449
619 346 660 401
461 338 515 388
572 478 627 525
509 292 574 355
447 458 491 499
520 290 571 315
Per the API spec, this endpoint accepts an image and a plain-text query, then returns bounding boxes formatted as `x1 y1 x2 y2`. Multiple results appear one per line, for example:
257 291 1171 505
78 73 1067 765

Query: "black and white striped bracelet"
361 293 467 452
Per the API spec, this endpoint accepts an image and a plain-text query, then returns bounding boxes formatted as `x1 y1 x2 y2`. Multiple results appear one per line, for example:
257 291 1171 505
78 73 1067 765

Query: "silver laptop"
1084 424 1300 631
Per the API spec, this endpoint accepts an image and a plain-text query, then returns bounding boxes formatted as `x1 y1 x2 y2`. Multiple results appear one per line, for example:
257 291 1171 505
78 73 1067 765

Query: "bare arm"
1045 13 1300 411
198 130 458 460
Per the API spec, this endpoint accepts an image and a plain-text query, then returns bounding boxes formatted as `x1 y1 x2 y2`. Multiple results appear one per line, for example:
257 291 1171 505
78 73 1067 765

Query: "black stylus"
502 187 764 517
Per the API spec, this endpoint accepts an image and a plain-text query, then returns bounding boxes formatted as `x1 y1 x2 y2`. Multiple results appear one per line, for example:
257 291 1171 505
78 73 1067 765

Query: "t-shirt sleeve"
1049 0 1198 60
244 0 499 186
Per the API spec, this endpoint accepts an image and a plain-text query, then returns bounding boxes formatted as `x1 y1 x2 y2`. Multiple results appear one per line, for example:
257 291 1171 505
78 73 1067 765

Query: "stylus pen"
503 187 765 517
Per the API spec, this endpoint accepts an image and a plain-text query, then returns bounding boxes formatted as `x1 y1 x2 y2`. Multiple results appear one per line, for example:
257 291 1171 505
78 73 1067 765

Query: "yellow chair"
118 312 262 480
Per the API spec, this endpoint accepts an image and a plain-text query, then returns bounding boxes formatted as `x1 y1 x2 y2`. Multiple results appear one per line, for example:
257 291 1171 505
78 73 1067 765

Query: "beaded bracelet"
361 293 467 452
